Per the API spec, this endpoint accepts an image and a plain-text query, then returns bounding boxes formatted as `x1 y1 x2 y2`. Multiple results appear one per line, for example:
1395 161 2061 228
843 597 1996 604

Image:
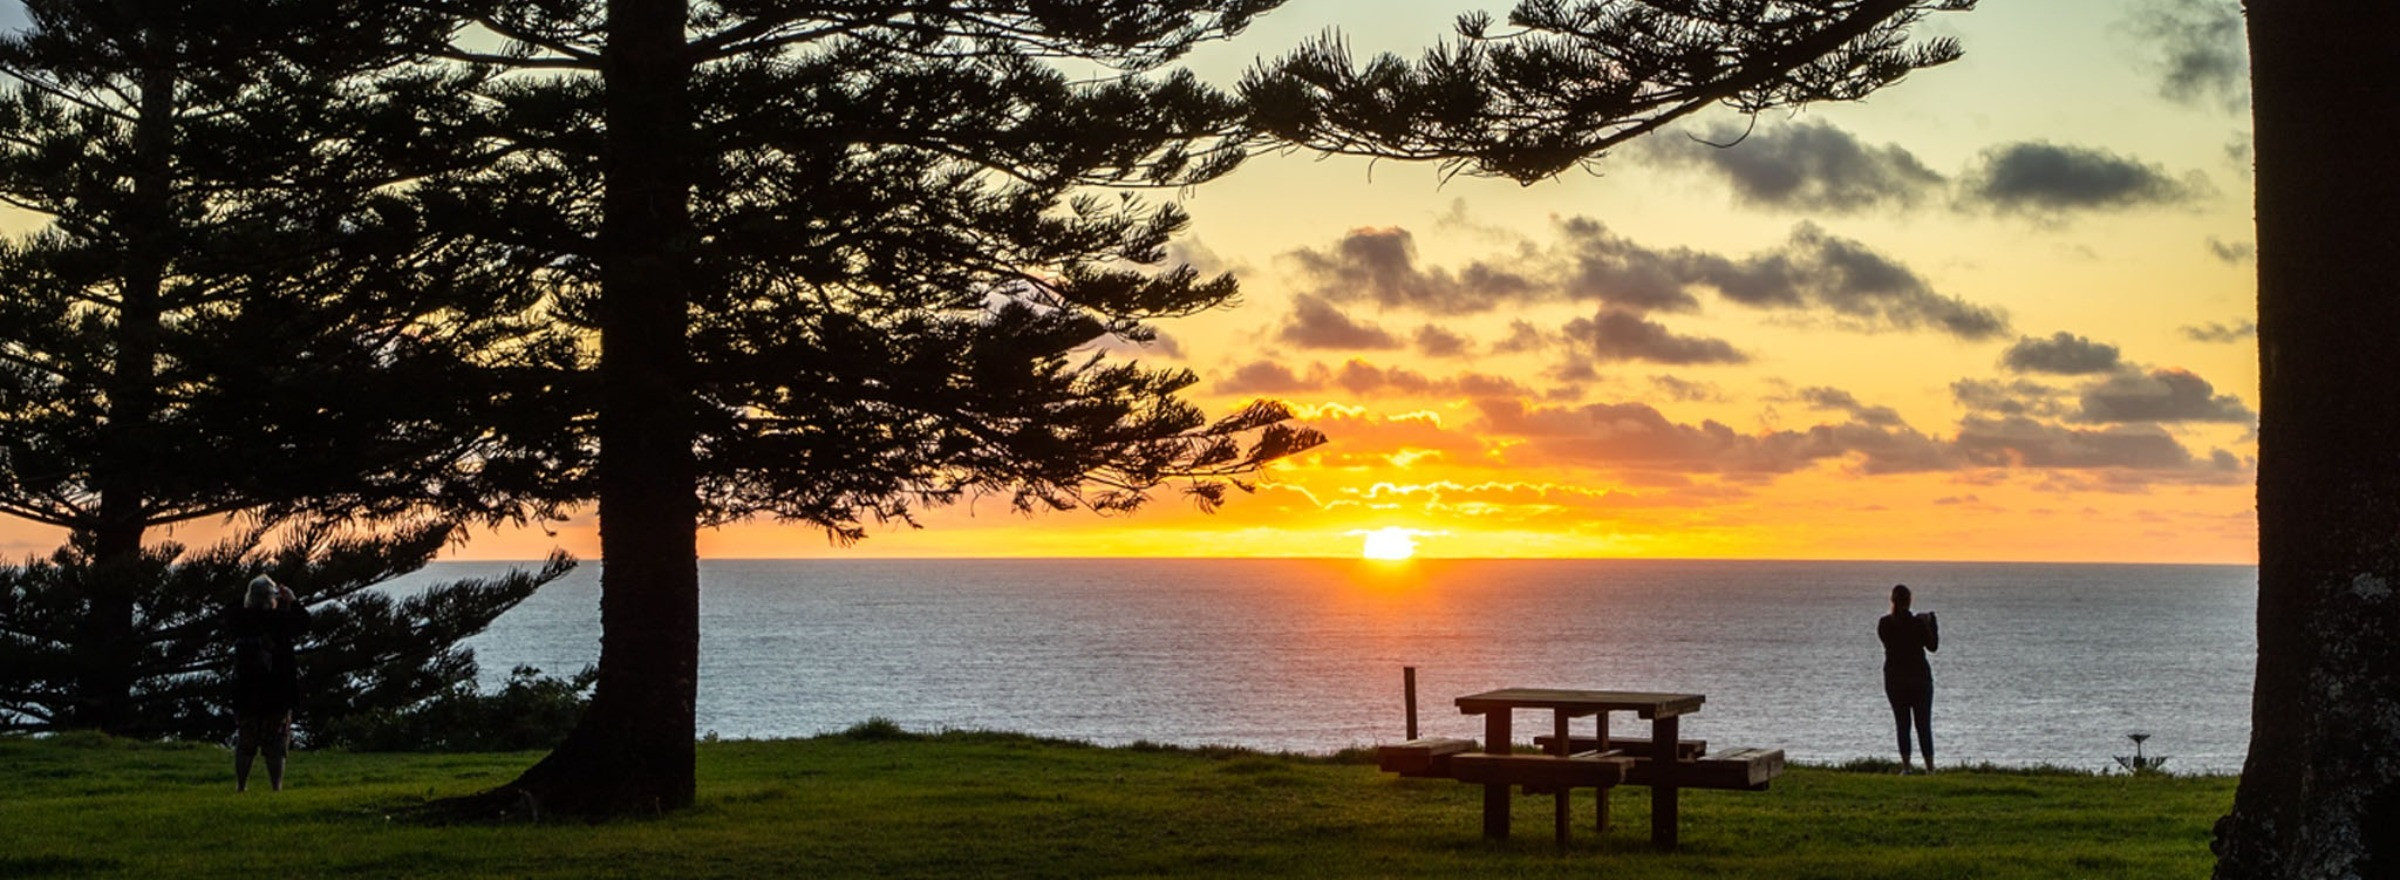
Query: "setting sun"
1359 527 1419 560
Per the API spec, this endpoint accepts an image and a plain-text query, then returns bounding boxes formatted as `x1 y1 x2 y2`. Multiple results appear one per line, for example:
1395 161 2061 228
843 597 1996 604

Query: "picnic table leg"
1594 713 1612 834
1483 710 1511 840
1552 711 1570 847
1652 715 1680 851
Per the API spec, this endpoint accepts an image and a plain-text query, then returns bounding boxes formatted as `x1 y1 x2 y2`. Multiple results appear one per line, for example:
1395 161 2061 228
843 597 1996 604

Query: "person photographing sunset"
1878 584 1939 774
229 575 309 792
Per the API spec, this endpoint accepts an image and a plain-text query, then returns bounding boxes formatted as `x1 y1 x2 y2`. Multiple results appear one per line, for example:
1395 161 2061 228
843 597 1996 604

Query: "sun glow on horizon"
1359 527 1419 560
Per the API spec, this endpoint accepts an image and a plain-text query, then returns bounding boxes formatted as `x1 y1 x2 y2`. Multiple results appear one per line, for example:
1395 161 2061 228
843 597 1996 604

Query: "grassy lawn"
1 729 2232 879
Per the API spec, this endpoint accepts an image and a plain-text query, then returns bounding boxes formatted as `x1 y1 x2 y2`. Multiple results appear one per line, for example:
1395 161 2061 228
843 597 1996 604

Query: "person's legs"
263 712 291 791
235 712 258 791
1884 679 1916 769
1914 683 1936 772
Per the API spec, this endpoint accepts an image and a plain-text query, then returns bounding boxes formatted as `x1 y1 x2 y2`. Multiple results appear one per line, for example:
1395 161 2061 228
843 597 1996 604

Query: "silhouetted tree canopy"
1245 0 1973 181
0 0 577 735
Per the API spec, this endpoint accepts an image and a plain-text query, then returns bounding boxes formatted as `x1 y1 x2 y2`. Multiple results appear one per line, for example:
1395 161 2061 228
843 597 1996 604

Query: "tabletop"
1454 688 1706 719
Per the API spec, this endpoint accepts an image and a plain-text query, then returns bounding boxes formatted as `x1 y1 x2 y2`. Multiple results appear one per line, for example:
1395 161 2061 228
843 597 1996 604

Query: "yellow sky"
2 1 2262 564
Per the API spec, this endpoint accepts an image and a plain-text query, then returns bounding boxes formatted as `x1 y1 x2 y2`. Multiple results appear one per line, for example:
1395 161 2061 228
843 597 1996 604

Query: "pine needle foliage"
1245 0 1976 181
0 0 581 734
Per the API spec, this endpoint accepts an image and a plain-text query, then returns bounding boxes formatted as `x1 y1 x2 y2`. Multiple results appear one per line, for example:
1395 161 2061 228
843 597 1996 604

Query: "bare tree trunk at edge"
2214 3 2400 876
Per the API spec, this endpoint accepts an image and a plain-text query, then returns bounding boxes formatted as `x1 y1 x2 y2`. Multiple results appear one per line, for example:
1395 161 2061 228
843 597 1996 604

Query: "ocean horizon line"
428 555 2261 567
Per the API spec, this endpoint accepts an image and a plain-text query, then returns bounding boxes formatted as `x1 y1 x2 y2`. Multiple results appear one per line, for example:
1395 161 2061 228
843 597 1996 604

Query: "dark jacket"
1877 611 1939 684
229 604 310 715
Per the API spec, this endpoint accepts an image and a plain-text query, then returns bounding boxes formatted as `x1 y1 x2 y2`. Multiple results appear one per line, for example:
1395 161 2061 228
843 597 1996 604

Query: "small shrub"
314 665 594 753
1325 746 1381 766
838 717 917 741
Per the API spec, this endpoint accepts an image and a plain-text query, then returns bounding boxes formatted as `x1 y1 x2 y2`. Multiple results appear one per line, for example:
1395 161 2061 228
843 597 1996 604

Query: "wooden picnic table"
1455 688 1706 849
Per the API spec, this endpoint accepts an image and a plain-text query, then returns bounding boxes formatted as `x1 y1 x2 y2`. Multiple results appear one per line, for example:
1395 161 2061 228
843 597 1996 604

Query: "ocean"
391 558 2258 773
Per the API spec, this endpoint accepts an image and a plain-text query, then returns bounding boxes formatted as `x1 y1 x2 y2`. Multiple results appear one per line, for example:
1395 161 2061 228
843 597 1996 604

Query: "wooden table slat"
1454 688 1706 719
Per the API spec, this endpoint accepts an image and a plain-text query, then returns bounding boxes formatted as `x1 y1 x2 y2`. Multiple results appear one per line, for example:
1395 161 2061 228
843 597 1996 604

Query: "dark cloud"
1650 375 1721 403
1425 391 2246 485
1640 119 1946 212
1330 359 1433 396
1563 310 1748 365
1492 319 1549 354
1963 142 2206 213
2127 0 2250 111
1475 398 1954 476
1478 399 1796 473
1551 356 1602 384
1221 357 1541 401
2181 320 2256 343
1276 295 1401 350
1955 416 2199 470
1285 218 2009 341
1554 217 1706 313
1413 324 1472 358
1217 360 1312 394
1952 378 2068 418
1286 227 1542 314
2072 368 2255 424
1686 224 2011 340
1338 360 1534 399
1455 372 1534 399
1962 363 2253 426
2002 332 2123 375
1147 330 1185 359
1795 387 1904 427
2205 236 2254 264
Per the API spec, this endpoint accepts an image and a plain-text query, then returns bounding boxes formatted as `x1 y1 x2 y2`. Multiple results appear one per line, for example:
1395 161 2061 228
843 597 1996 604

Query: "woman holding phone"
1878 583 1940 773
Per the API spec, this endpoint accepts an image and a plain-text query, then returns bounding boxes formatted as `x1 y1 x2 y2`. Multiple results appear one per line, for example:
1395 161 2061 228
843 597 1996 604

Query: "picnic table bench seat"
1526 735 1783 790
1447 752 1633 790
1375 737 1476 778
1531 734 1709 760
1622 747 1787 791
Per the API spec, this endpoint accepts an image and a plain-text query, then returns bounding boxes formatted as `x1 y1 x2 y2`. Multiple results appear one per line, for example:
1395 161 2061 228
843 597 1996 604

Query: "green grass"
0 729 2233 879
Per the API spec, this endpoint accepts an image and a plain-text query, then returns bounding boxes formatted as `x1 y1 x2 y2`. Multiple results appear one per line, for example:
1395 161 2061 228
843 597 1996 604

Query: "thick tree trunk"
72 56 177 735
2213 3 2400 877
492 0 701 817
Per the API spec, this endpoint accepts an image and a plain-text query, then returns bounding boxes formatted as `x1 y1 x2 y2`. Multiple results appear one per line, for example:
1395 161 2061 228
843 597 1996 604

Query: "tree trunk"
72 54 178 735
492 0 701 817
2213 3 2400 877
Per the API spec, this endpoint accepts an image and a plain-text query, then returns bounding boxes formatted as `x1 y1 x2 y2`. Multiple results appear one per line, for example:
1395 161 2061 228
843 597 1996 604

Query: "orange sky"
0 1 2261 564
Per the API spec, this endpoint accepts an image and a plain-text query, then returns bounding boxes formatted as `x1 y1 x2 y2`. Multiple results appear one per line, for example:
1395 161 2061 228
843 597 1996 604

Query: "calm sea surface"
390 559 2257 773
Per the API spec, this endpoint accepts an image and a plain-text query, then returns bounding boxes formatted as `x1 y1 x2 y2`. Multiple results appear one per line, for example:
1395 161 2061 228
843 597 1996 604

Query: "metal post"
1403 666 1418 741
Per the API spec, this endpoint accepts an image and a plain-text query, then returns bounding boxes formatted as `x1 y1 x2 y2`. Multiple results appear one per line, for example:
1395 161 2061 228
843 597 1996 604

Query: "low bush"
312 665 594 752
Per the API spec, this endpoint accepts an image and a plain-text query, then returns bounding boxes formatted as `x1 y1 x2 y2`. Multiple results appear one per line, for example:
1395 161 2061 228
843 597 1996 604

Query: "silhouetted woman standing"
1878 583 1939 773
229 575 308 791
